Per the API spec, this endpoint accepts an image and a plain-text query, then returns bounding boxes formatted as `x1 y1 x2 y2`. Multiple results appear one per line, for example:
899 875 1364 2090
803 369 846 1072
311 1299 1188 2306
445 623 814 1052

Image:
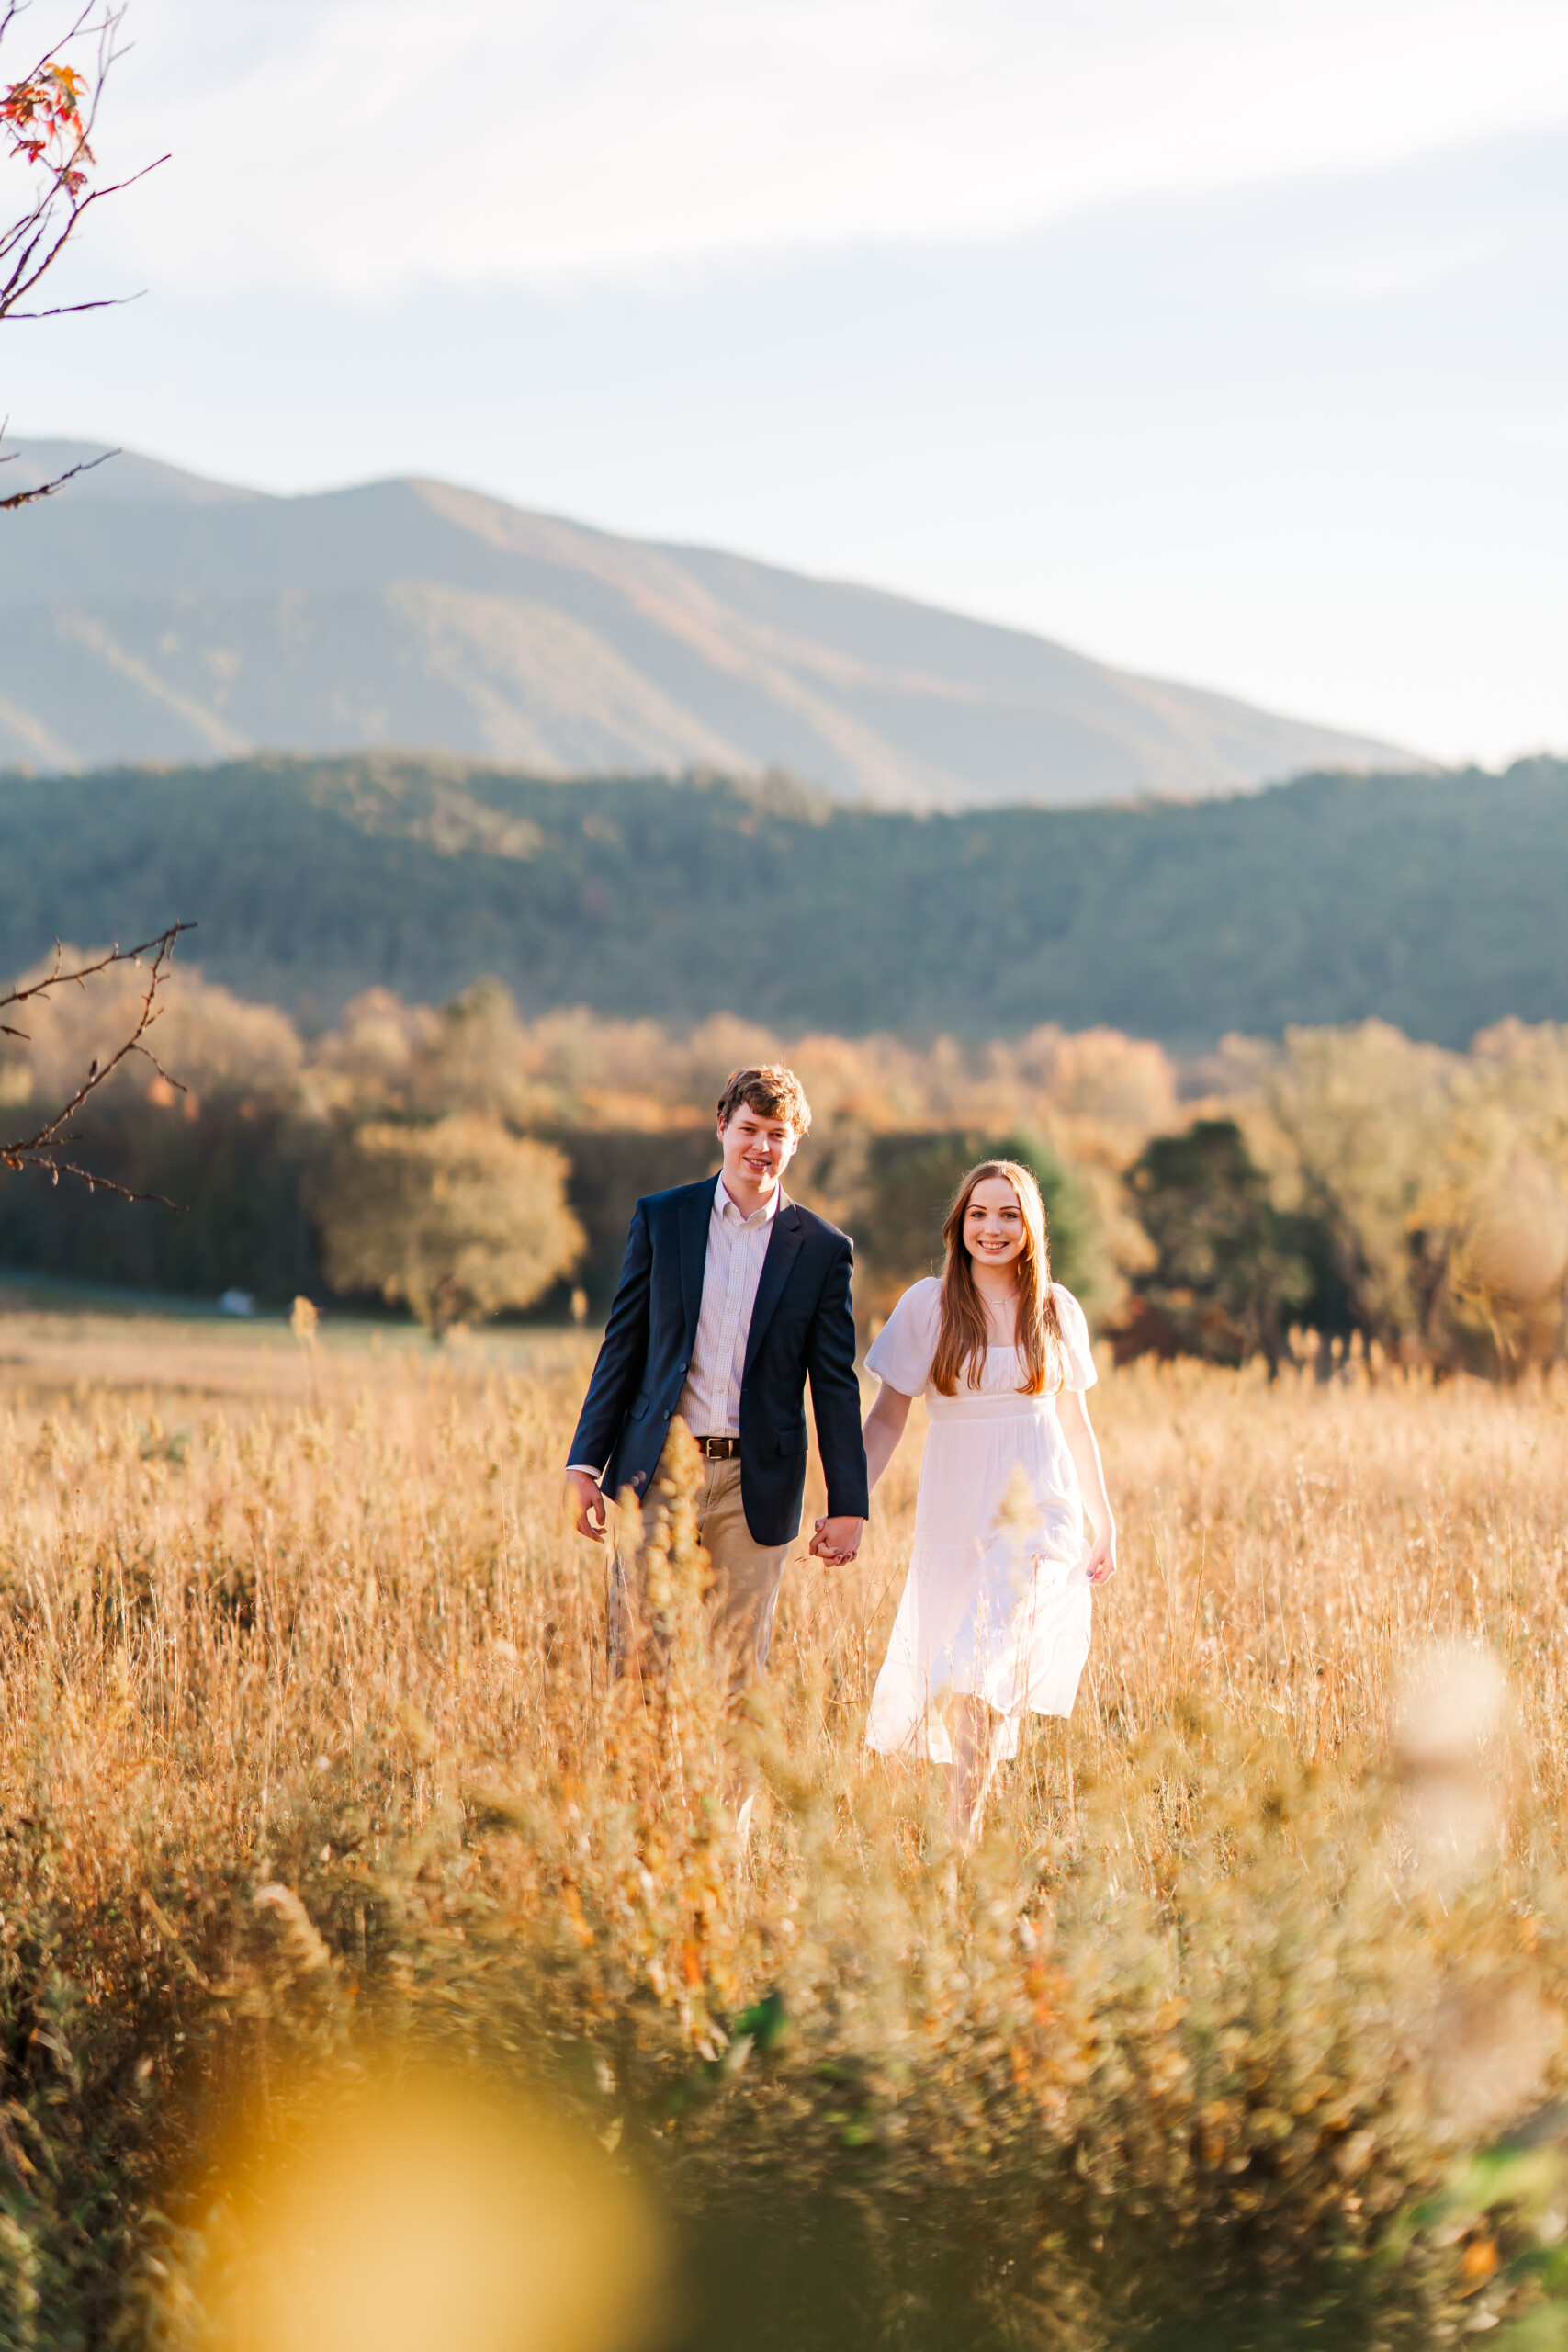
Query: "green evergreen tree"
1126 1118 1313 1367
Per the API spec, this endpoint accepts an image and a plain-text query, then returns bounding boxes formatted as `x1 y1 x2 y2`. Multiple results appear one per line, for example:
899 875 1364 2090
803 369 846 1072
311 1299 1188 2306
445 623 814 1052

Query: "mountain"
2 752 1563 1051
0 440 1408 806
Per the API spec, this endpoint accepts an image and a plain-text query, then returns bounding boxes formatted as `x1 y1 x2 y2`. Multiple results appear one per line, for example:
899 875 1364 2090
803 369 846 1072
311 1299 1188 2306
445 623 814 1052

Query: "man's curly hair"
716 1064 812 1139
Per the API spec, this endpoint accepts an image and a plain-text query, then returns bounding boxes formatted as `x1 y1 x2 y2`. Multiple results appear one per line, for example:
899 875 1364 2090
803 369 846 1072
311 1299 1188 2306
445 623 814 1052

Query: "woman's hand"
1058 1390 1117 1587
1082 1523 1118 1585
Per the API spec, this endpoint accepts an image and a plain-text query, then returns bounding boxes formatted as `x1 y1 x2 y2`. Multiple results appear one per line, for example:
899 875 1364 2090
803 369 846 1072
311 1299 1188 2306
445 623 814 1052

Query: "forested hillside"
2 752 1564 1049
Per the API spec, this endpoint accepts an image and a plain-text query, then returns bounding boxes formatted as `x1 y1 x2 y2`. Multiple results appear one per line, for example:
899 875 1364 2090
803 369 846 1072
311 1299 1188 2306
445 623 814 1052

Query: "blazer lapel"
744 1200 805 1375
679 1178 716 1345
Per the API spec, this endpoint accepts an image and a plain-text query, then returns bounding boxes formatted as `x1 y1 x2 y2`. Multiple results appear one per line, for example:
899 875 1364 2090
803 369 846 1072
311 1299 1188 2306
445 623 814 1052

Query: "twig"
1 919 196 1201
0 440 115 508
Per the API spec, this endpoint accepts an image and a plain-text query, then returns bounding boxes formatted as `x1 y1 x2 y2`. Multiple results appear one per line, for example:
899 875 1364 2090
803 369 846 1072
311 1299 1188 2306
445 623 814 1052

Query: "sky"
5 0 1568 766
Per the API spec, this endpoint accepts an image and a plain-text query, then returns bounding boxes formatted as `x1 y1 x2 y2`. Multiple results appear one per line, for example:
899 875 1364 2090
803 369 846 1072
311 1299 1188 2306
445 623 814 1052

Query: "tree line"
4 961 1567 1374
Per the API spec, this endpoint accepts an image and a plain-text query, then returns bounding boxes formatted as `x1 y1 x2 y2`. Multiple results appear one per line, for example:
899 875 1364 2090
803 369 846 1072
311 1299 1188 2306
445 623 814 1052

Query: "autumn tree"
1249 1022 1457 1353
1411 1020 1568 1371
406 978 542 1124
1225 1020 1568 1371
310 1114 585 1336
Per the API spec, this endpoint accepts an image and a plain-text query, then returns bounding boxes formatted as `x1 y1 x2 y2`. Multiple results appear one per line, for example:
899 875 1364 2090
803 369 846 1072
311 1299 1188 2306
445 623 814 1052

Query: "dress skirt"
865 1387 1092 1764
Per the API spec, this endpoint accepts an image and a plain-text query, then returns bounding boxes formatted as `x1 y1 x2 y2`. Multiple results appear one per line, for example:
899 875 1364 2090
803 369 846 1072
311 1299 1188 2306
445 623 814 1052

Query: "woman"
857 1159 1116 1846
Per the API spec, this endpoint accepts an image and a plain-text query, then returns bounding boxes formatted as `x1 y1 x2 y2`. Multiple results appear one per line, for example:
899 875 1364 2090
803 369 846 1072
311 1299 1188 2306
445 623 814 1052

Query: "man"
564 1063 868 1703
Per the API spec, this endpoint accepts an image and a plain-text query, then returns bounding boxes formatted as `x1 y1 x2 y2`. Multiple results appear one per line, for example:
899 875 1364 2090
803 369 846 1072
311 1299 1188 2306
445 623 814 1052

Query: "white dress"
864 1279 1097 1764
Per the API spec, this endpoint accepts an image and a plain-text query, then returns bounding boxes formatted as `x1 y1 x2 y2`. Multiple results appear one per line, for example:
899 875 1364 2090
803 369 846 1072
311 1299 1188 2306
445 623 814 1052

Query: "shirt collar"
715 1174 783 1228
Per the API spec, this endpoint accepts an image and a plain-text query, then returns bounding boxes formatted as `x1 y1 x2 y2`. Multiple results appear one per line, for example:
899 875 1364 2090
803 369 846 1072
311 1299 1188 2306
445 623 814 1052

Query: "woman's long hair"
931 1159 1066 1396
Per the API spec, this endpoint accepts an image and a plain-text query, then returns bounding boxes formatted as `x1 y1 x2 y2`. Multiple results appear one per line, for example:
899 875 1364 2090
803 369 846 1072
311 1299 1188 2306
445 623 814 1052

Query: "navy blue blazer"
567 1177 870 1546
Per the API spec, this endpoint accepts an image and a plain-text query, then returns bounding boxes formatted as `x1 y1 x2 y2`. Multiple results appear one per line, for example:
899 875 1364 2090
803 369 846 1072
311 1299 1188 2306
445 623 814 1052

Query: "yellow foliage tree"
1412 1022 1568 1367
313 1114 584 1334
1249 1021 1457 1349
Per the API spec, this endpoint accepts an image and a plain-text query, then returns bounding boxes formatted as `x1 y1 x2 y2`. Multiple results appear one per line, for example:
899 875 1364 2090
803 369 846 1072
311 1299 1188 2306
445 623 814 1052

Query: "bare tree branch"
2 921 196 1201
0 436 113 508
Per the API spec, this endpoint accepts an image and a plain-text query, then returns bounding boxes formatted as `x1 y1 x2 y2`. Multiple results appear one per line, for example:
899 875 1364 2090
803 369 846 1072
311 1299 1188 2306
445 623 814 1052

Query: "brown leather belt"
694 1434 741 1459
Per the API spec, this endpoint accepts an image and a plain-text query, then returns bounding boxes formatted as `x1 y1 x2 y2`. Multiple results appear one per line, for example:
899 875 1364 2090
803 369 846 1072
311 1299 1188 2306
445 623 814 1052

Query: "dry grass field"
6 1304 1568 2348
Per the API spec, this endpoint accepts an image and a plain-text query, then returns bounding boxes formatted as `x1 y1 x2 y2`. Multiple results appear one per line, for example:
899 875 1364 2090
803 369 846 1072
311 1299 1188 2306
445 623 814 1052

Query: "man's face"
718 1103 798 1201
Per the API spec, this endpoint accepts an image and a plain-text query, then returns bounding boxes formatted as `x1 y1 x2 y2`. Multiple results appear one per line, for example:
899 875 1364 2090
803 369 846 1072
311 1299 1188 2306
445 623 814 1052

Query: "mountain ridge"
0 439 1410 805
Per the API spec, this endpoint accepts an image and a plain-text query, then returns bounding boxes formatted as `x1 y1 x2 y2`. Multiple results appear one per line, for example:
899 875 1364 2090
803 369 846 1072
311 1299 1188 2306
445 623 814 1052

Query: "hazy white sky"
6 0 1568 764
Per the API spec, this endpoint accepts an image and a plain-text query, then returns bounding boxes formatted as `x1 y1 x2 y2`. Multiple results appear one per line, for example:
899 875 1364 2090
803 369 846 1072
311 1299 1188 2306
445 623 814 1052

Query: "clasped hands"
807 1514 863 1566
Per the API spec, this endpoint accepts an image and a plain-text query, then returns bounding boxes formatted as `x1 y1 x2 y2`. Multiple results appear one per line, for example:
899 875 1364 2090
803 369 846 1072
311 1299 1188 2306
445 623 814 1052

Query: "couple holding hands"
564 1064 1117 1845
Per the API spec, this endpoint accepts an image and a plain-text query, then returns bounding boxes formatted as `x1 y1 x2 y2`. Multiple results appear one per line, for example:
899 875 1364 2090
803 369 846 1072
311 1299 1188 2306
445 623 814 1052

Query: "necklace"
978 1280 1019 1347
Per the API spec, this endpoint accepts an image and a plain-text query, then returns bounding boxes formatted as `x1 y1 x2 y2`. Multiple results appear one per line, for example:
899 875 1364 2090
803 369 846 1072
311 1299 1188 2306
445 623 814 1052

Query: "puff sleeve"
864 1278 941 1396
1053 1284 1098 1393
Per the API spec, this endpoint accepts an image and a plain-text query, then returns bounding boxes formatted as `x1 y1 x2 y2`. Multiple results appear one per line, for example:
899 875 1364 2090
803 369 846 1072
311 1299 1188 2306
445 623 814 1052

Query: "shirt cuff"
566 1463 604 1479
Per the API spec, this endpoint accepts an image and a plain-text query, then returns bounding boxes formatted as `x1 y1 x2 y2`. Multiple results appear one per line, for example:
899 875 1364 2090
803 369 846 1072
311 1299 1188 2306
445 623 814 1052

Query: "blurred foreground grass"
6 1307 1568 2347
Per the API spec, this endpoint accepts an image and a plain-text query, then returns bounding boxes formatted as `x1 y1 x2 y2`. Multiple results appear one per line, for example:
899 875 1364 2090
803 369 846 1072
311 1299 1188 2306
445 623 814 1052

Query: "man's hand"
809 1514 863 1566
564 1468 608 1543
1082 1524 1118 1586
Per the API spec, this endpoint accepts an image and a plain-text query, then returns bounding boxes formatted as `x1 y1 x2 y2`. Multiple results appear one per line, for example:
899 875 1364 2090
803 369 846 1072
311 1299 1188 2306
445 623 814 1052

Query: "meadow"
5 1306 1568 2348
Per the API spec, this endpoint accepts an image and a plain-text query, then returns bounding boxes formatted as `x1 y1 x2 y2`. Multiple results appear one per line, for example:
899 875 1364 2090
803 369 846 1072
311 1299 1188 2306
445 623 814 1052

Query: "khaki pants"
611 1445 791 1700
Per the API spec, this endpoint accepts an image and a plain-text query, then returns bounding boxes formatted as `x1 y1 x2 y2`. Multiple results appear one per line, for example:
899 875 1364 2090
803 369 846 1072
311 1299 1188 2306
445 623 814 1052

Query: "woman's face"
963 1176 1027 1272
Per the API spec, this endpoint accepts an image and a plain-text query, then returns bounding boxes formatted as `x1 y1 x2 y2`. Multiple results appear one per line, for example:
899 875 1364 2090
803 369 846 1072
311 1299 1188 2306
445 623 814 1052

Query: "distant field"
2 751 1566 1046
0 1291 563 1401
5 1306 1568 2346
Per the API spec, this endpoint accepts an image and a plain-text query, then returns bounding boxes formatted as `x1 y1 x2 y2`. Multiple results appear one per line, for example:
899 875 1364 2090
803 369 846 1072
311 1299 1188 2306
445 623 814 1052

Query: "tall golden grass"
4 1310 1568 2346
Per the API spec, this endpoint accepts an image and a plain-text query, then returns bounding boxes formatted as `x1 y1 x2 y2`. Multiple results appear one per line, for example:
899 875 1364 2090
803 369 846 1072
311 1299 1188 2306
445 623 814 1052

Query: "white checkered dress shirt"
678 1177 781 1438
